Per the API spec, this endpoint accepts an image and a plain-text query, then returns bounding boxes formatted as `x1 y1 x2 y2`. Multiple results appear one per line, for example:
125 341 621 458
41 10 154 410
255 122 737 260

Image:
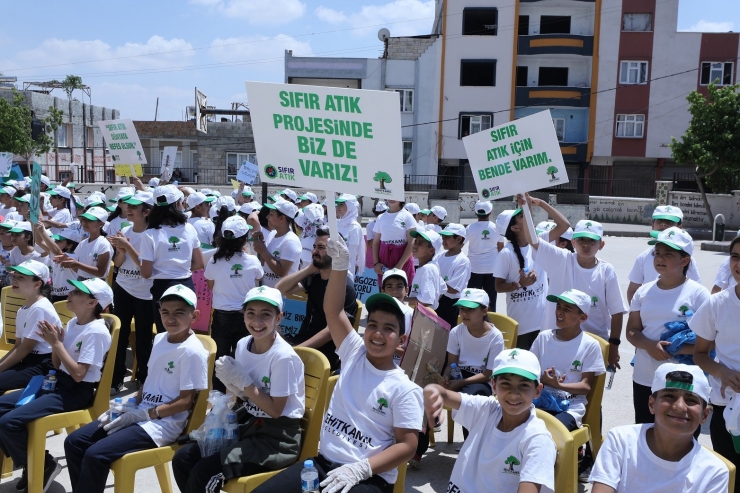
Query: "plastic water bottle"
110 398 123 420
41 370 57 392
449 363 463 380
301 459 319 492
224 412 238 442
605 366 616 390
123 398 138 413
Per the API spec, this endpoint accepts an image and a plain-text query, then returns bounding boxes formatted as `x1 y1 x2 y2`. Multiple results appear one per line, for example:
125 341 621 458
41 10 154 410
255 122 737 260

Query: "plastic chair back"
53 300 74 327
91 314 121 418
582 334 608 456
293 347 331 461
455 312 519 350
186 335 218 433
536 409 574 493
0 285 26 350
707 446 737 493
352 300 363 333
107 261 115 287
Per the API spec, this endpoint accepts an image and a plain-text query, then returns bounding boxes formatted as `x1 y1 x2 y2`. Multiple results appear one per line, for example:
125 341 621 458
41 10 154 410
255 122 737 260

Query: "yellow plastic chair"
353 300 363 333
108 334 217 493
107 261 115 287
707 447 737 493
323 376 407 493
0 285 26 355
223 347 331 493
571 334 608 460
53 300 74 325
25 314 121 493
537 409 574 493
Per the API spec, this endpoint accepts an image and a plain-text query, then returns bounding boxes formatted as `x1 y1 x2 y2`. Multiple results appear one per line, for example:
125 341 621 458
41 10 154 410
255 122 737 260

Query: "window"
616 114 645 138
105 169 116 183
57 124 72 147
700 62 734 85
461 60 496 86
402 141 413 164
86 126 95 146
391 89 414 112
86 170 95 183
58 171 72 183
516 66 529 86
620 61 648 84
552 118 565 142
463 8 498 36
539 67 569 86
540 16 571 34
518 15 529 36
226 152 257 177
459 113 492 139
623 13 652 32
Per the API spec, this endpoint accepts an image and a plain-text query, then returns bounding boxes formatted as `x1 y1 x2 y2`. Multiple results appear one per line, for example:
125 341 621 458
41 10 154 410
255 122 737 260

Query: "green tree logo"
412 283 419 293
679 305 689 316
273 250 280 258
572 360 582 371
168 361 174 369
377 397 388 410
373 172 392 190
509 350 519 360
75 341 82 353
400 221 406 227
231 264 244 276
667 230 675 237
262 376 270 388
465 290 471 297
443 275 449 281
482 229 490 239
546 166 558 180
504 455 521 472
585 222 593 229
591 296 598 307
169 236 180 248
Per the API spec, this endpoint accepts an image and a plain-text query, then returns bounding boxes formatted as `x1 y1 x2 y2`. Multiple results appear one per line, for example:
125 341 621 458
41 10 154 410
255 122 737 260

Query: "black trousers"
468 273 497 312
436 295 460 329
710 405 740 493
173 441 267 493
252 454 394 493
150 277 194 334
0 353 52 394
210 309 249 392
516 330 540 351
112 283 155 386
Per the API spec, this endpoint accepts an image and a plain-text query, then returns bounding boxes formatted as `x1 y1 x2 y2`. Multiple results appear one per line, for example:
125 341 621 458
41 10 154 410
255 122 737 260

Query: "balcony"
559 142 587 163
515 86 591 108
521 0 595 3
518 35 594 57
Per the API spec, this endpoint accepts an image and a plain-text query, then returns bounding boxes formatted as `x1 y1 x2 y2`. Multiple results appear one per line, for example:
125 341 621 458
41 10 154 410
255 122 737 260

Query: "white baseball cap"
492 348 541 382
241 187 254 198
546 288 592 316
0 187 16 197
239 202 259 215
148 177 160 188
495 208 522 236
48 186 71 199
364 292 408 334
572 219 603 241
382 268 408 286
280 189 298 203
40 175 51 187
409 229 443 253
652 205 683 223
648 226 694 256
454 288 489 309
430 206 447 221
303 203 325 224
474 200 493 215
404 203 421 215
124 191 155 207
8 221 33 234
243 285 283 311
84 194 105 208
51 228 83 244
440 223 466 239
222 216 251 239
200 188 215 196
154 185 180 206
67 278 114 309
375 201 389 213
214 195 236 212
9 259 49 281
560 227 574 241
186 192 215 210
112 187 135 203
80 206 109 222
264 199 298 219
536 221 556 234
298 192 318 203
651 362 710 403
160 284 197 307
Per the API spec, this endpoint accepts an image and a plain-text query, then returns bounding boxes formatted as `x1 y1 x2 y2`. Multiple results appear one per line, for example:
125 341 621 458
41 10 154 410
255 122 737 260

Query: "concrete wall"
592 0 622 159
668 190 740 228
589 196 656 225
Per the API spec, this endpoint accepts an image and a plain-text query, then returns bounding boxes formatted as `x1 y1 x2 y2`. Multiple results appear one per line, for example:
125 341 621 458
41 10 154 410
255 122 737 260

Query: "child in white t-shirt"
421 206 446 234
372 200 417 287
379 269 414 366
64 284 209 493
589 364 728 493
205 216 264 392
336 194 365 279
33 223 80 302
58 206 112 281
5 221 43 267
296 203 325 269
173 285 306 492
437 223 472 329
185 192 216 249
693 235 740 478
711 256 736 294
248 199 302 289
252 237 424 493
530 289 606 431
364 201 388 269
626 227 710 425
425 348 556 493
466 200 504 311
407 229 445 310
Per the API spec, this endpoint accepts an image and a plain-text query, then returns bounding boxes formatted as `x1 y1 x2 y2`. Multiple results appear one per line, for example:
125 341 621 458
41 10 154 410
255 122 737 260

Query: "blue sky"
0 0 736 121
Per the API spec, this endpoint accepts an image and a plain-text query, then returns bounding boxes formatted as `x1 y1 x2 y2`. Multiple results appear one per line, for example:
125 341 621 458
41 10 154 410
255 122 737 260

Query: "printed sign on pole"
96 118 147 177
29 162 42 224
161 146 177 182
0 153 13 177
463 110 567 200
236 159 259 185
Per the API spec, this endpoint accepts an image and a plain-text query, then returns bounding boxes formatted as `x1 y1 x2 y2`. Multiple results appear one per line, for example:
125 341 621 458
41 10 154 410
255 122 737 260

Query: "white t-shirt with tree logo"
233 333 305 419
60 317 111 383
449 395 555 493
139 223 200 280
447 322 505 376
261 231 301 288
466 221 503 274
205 252 263 311
408 262 445 309
75 235 113 280
437 252 472 300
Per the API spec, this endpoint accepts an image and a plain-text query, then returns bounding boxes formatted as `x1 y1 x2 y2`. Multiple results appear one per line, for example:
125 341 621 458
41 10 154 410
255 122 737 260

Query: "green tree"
679 305 689 316
591 296 598 307
505 456 520 471
169 236 180 247
231 264 243 275
572 360 582 371
377 397 388 410
546 166 558 179
482 229 490 238
60 75 84 102
412 283 419 292
373 171 392 189
670 83 740 220
0 89 63 162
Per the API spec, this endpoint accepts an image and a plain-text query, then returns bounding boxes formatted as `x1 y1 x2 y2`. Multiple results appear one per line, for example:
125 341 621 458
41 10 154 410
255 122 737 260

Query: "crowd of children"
0 174 736 493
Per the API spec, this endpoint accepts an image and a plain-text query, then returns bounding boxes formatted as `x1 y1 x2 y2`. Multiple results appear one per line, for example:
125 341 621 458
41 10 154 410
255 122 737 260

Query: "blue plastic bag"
533 388 570 413
14 375 44 408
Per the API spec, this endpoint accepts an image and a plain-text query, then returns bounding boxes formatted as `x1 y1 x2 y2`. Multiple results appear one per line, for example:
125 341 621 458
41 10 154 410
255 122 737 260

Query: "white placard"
245 81 405 201
0 152 13 177
161 146 178 181
96 118 147 177
236 159 259 185
463 110 568 200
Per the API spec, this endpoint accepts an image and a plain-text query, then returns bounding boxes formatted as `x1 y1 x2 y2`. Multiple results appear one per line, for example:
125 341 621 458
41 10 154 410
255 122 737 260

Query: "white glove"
320 459 372 493
215 356 253 393
326 237 350 272
104 408 150 435
96 408 112 427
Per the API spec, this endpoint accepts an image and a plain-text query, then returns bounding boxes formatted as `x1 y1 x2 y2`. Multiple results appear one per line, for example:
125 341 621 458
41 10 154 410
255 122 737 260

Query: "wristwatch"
608 338 621 346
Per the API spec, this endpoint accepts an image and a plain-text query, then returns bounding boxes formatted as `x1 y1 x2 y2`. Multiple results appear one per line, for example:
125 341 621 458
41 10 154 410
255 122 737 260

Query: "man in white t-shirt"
466 200 504 311
589 363 728 493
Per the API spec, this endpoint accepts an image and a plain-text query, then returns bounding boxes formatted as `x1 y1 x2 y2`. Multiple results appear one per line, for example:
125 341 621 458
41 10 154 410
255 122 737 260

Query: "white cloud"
190 0 306 25
686 20 734 32
314 0 435 36
210 35 312 64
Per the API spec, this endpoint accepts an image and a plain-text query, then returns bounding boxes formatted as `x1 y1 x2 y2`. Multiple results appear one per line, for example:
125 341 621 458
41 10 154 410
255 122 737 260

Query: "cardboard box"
400 304 451 387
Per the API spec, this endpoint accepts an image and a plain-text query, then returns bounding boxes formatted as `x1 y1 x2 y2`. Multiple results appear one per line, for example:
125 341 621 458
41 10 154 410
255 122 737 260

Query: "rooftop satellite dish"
378 28 391 42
